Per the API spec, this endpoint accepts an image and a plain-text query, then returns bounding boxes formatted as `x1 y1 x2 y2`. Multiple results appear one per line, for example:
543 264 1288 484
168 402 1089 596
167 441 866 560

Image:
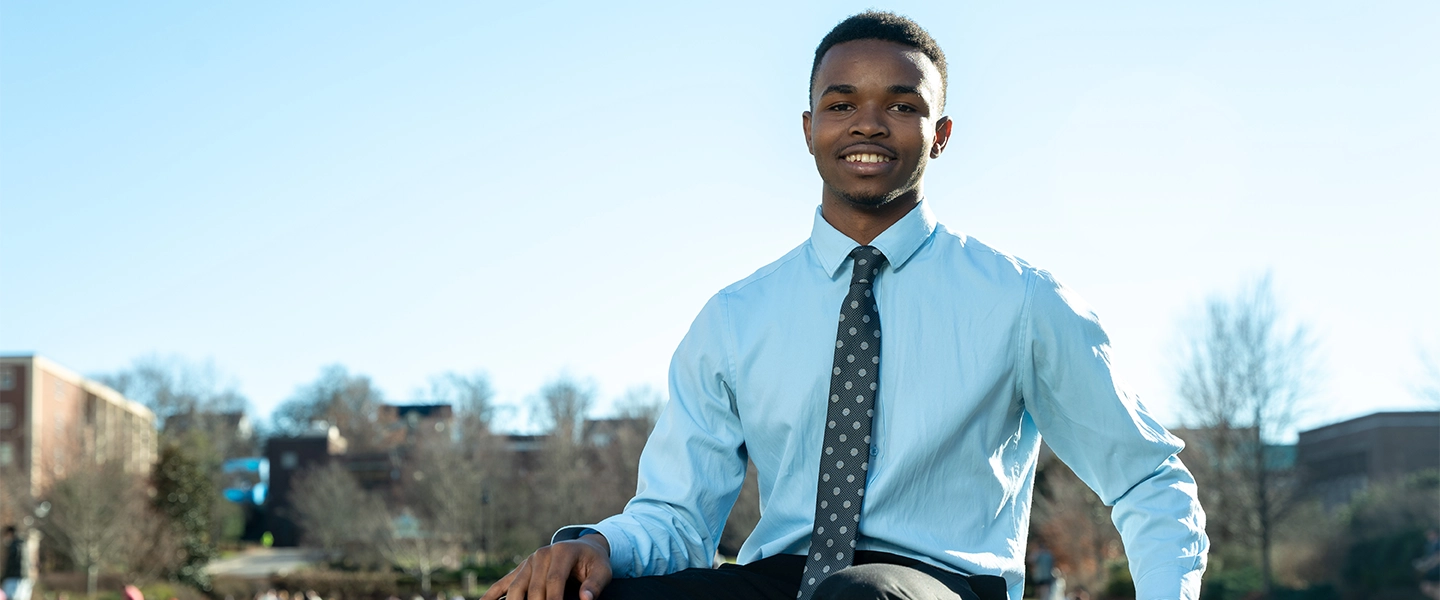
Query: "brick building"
0 354 157 500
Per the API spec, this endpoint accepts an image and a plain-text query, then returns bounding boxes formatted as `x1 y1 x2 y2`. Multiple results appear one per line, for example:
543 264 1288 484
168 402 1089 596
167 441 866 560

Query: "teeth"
845 153 891 163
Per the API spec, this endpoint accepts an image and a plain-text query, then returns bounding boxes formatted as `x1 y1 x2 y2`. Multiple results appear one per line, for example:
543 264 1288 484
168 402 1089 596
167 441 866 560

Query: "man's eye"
828 103 854 111
890 104 916 113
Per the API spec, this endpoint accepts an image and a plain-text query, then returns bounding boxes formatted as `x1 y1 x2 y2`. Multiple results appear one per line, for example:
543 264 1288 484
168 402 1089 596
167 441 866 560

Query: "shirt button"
870 447 879 457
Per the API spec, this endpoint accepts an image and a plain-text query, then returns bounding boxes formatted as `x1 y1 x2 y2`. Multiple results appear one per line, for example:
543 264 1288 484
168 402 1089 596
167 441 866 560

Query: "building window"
0 441 12 466
0 404 13 429
0 369 14 391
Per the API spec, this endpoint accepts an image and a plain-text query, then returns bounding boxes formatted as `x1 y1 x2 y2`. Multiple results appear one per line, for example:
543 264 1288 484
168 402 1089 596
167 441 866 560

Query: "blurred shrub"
271 571 399 600
466 562 520 583
1102 559 1134 599
35 576 205 600
1341 529 1425 595
1200 566 1262 600
38 572 128 595
138 581 207 600
1335 470 1439 599
209 576 266 600
1272 584 1341 600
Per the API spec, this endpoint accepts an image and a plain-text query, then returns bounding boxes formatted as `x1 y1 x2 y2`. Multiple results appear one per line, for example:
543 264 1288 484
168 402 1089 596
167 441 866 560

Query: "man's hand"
481 533 612 600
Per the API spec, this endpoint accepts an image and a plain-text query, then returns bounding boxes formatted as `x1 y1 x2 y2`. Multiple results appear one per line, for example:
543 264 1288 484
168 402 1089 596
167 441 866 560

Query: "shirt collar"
810 200 938 278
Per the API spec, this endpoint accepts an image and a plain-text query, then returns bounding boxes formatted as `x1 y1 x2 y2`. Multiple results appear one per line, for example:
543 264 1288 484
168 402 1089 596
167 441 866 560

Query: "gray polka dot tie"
797 246 886 600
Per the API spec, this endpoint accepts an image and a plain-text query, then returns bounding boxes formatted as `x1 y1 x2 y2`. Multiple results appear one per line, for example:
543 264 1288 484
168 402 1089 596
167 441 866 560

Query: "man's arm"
480 294 749 599
1019 270 1208 600
587 292 749 576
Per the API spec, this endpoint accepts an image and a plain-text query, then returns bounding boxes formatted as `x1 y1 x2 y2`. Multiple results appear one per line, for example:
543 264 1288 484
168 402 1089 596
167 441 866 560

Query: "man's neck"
819 192 922 245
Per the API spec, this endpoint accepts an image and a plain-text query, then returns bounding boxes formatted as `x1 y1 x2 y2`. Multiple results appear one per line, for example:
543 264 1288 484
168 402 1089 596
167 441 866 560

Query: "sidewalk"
206 547 328 579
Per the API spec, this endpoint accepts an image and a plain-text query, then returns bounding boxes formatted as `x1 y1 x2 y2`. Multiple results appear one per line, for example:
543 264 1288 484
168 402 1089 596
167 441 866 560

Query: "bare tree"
1175 274 1319 595
96 355 247 420
96 355 254 458
612 386 664 425
495 377 598 551
376 507 460 594
585 387 663 518
422 371 512 561
40 460 149 596
289 462 388 562
0 464 34 537
426 371 496 437
1030 449 1122 593
534 377 593 444
291 455 472 592
272 366 390 450
406 436 487 554
127 509 185 584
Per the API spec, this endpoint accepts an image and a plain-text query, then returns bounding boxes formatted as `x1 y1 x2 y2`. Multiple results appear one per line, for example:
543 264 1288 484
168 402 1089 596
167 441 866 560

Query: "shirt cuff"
551 523 638 577
1133 563 1204 600
550 525 601 544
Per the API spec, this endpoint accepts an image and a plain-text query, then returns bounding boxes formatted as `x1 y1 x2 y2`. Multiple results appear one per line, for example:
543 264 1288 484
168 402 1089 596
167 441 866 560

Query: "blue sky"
3 1 1437 437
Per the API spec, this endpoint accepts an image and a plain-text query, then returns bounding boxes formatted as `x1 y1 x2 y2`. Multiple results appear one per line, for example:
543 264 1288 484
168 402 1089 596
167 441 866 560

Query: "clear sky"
3 1 1437 439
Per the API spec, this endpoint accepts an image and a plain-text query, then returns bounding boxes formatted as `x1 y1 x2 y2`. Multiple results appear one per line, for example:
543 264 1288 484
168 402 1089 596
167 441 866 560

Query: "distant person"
482 10 1207 600
1418 528 1440 600
1026 541 1056 600
1 526 31 600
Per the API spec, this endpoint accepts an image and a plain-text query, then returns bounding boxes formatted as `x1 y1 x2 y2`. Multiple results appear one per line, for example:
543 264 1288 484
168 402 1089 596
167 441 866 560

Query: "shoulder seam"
722 242 813 295
1015 265 1038 403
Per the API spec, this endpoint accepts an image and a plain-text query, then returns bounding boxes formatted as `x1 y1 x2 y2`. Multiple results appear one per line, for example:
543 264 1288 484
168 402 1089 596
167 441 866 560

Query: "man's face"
803 39 951 209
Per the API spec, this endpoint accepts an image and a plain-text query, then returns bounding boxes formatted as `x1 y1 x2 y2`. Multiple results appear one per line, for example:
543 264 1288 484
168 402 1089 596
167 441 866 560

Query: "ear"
802 111 815 156
930 116 953 159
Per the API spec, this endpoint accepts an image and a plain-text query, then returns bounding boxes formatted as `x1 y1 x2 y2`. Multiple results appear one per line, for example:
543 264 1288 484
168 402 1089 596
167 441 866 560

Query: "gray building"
1295 410 1440 509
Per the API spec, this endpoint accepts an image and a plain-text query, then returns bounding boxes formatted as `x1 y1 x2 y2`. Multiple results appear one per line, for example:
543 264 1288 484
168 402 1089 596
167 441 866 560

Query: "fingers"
488 540 606 600
544 547 570 599
576 561 612 600
527 546 555 598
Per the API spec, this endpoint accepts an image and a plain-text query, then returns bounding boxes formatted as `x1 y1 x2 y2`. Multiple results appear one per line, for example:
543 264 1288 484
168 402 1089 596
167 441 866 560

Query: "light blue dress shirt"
557 201 1208 600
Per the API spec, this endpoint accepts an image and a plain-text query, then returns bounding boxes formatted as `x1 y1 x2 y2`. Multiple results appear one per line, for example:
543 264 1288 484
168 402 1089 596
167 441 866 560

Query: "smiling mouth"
844 153 892 164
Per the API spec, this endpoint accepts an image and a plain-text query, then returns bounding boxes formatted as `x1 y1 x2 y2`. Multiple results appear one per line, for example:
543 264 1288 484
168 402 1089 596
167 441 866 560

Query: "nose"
849 104 889 139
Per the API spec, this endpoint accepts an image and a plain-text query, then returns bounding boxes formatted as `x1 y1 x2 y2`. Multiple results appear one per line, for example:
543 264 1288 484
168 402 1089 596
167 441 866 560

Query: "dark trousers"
572 552 1008 600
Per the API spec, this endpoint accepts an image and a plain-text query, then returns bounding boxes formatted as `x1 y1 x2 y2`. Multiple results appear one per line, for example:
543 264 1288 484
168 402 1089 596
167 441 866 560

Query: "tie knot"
848 246 886 286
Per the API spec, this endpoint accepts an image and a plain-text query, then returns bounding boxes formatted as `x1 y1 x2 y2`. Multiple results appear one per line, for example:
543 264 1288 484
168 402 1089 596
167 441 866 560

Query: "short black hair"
810 11 948 110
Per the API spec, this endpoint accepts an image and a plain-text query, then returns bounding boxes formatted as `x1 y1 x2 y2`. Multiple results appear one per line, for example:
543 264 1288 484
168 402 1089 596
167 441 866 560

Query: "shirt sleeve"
1018 269 1209 600
586 292 749 577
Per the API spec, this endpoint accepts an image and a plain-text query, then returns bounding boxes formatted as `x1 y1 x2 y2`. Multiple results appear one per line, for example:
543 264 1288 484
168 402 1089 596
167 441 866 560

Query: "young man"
1 526 30 600
483 12 1207 600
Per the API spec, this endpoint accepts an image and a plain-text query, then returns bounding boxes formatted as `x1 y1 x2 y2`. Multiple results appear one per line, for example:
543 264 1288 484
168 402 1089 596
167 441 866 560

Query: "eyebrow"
820 83 926 98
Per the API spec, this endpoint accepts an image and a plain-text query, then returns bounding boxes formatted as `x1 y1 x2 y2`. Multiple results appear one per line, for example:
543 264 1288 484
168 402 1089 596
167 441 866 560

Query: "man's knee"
814 563 979 600
813 564 921 600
